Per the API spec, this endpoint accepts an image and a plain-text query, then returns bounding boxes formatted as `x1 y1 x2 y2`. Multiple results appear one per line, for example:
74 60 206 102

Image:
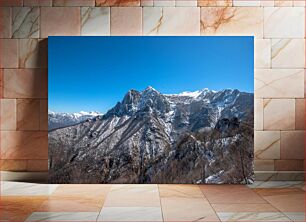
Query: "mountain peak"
144 86 158 92
177 88 211 98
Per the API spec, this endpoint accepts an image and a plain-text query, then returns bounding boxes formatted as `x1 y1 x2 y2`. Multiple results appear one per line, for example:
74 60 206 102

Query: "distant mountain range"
49 87 254 184
48 111 101 130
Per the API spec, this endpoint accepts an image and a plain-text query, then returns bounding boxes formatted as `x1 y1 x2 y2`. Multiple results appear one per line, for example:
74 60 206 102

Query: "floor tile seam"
22 198 60 222
157 184 165 222
249 196 296 222
25 211 101 222
211 203 282 213
216 211 295 222
258 192 306 198
196 185 221 222
258 195 292 214
243 188 273 205
158 186 202 198
200 188 282 221
96 185 115 221
199 187 275 212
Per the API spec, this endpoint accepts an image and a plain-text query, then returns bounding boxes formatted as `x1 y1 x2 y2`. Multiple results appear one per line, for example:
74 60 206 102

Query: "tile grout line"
157 184 165 222
200 184 295 221
249 187 295 221
95 184 112 221
197 185 222 222
256 192 295 221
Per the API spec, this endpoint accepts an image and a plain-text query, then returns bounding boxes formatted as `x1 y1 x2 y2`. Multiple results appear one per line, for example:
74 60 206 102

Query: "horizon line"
49 86 254 114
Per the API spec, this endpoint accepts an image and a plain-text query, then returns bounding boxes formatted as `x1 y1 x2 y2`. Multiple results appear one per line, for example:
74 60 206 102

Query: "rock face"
49 87 254 184
48 111 101 131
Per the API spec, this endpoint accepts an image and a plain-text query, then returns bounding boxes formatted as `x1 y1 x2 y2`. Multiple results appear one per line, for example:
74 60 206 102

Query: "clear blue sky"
49 36 254 113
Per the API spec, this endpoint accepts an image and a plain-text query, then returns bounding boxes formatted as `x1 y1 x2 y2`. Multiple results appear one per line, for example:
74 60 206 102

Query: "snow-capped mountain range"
48 110 102 130
49 87 254 184
48 87 234 131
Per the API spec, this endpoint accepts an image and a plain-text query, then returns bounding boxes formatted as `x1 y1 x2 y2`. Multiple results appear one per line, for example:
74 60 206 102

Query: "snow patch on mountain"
49 86 254 184
166 88 218 99
178 90 203 98
48 110 102 131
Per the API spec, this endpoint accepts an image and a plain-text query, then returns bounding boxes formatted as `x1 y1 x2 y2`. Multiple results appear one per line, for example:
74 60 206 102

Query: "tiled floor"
0 181 305 222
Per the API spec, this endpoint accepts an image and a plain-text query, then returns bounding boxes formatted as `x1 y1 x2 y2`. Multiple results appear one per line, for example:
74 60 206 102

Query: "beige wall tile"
198 0 232 6
12 7 39 38
0 2 304 175
0 131 48 159
53 0 95 6
295 99 305 130
255 131 280 160
111 7 142 36
254 160 274 171
0 69 3 98
0 160 27 171
81 7 110 36
41 7 80 38
272 39 305 68
0 39 18 68
233 0 260 6
3 69 48 99
260 0 274 6
141 0 153 6
19 39 48 68
96 0 140 6
40 99 48 130
0 0 22 6
255 99 263 130
17 99 40 130
176 0 197 6
275 160 304 171
200 7 263 38
280 131 304 160
24 0 52 6
143 7 200 36
274 0 293 6
27 159 48 171
154 0 175 6
293 0 305 6
304 70 306 98
255 69 304 98
0 7 11 38
263 99 295 130
0 99 16 131
255 39 271 69
264 7 305 38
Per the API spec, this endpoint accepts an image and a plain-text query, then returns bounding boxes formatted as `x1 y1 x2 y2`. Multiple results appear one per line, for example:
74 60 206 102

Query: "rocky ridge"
49 87 254 184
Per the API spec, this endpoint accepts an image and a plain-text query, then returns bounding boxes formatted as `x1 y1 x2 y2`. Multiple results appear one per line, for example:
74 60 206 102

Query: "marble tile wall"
0 0 304 180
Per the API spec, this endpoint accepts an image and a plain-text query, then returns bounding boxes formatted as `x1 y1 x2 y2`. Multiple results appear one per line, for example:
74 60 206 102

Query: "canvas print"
48 36 254 184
